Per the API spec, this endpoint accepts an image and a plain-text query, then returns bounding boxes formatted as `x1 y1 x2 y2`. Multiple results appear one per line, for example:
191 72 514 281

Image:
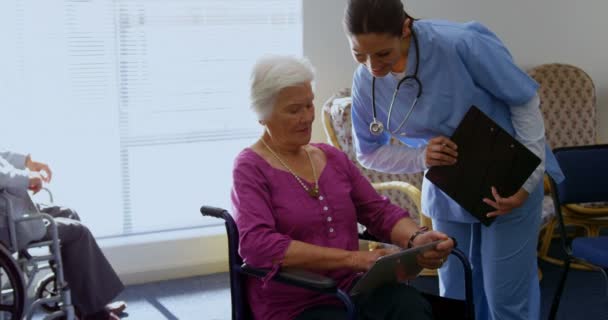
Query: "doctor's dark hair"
343 0 412 37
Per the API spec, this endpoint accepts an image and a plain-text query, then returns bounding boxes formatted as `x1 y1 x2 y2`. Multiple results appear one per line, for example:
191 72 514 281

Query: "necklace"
260 139 320 198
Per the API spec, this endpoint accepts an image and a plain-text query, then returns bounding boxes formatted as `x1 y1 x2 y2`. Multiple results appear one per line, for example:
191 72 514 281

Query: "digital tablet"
350 239 444 296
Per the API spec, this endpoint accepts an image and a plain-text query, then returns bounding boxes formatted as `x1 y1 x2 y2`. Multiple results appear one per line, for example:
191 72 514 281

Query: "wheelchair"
201 206 475 320
0 190 76 320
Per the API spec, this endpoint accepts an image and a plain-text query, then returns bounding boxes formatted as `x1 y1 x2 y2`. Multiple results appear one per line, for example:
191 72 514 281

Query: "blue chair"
548 145 608 320
200 206 475 320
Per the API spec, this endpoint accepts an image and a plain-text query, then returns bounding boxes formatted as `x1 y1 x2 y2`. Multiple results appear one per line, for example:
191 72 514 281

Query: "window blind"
0 0 302 237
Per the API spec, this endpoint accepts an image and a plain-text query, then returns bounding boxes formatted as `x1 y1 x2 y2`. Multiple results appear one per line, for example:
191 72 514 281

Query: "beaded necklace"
260 139 319 198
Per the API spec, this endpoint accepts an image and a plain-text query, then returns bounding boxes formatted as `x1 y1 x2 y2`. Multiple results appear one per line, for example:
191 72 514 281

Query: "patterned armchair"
528 63 608 268
323 88 432 235
322 89 436 276
322 88 428 227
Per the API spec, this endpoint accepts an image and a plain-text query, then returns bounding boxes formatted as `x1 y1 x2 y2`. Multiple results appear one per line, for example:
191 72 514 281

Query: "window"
0 0 303 238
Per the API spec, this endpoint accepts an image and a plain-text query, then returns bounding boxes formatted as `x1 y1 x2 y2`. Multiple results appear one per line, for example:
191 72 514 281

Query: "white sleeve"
0 156 29 193
509 94 545 193
0 150 27 169
356 144 427 174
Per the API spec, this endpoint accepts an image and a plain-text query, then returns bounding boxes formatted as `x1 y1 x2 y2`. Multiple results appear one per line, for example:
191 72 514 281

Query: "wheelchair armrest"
359 230 379 242
35 187 54 205
240 264 338 293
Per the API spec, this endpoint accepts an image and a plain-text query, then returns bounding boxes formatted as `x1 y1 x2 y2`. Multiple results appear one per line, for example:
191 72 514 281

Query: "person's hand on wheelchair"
28 171 44 194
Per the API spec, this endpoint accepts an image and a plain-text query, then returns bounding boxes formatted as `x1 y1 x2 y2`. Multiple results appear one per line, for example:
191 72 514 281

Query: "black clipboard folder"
425 106 541 226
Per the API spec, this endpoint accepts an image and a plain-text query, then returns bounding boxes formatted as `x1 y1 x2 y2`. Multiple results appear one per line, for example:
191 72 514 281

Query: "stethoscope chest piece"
369 119 384 136
368 26 422 137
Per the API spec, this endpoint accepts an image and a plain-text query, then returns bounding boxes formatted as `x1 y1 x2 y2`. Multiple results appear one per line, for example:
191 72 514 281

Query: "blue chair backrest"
552 145 608 205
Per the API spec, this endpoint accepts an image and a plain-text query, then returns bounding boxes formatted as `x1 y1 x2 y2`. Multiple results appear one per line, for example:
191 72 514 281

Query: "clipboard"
425 106 541 226
349 240 443 296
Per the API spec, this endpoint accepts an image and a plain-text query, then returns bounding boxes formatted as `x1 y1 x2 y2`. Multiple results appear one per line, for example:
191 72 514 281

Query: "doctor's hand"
424 136 458 168
25 155 52 183
412 231 453 270
348 248 399 272
484 186 529 218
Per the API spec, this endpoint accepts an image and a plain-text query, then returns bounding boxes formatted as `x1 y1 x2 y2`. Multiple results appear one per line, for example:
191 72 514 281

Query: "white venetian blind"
0 0 302 237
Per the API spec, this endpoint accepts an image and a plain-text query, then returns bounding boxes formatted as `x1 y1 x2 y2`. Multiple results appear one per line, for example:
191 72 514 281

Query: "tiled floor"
117 274 230 320
110 259 607 320
30 241 607 320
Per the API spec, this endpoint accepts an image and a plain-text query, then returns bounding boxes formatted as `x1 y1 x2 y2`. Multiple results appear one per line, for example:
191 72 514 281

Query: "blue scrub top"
351 20 564 223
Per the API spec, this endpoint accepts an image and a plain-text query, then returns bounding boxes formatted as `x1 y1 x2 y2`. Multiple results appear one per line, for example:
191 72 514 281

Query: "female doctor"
343 0 563 319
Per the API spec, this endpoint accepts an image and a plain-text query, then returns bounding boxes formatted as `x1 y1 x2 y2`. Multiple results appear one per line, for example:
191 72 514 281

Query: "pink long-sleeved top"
231 143 408 319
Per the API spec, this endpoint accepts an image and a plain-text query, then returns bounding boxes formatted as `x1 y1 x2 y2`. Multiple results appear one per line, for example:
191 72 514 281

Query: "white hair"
250 55 315 120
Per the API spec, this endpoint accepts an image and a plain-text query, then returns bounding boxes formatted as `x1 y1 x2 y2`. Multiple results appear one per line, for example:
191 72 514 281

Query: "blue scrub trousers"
433 184 543 320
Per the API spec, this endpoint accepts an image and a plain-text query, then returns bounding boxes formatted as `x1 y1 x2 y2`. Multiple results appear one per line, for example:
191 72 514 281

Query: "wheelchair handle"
449 247 474 320
200 206 230 220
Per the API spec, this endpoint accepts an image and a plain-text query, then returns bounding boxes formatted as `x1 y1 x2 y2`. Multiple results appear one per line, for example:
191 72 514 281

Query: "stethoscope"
369 27 422 136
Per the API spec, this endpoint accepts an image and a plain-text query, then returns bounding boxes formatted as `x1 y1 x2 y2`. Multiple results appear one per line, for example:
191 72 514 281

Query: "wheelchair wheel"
0 246 25 319
34 273 61 313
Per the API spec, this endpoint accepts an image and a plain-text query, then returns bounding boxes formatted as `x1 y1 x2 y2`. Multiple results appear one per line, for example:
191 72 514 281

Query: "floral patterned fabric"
322 88 424 224
528 63 603 225
528 63 597 149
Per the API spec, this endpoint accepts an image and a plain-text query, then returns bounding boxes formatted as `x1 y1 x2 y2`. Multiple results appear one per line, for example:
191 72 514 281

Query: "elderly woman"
231 55 454 320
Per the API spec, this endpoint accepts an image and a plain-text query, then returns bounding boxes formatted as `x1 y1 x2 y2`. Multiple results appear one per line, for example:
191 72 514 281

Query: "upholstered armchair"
322 88 427 226
528 63 608 268
322 89 437 276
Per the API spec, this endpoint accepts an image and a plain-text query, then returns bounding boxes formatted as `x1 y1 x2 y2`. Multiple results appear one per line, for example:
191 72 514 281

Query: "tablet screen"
350 239 444 296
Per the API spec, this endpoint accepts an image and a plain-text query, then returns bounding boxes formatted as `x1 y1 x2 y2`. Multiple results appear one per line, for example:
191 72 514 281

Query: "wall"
99 228 228 285
305 0 608 143
107 0 608 284
303 0 357 142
